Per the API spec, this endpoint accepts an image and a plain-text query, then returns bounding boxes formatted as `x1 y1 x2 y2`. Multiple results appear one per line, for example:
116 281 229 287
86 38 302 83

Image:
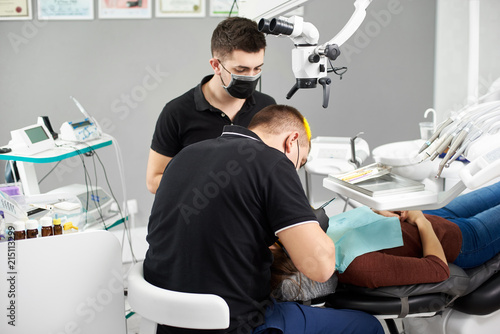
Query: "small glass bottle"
0 222 5 241
40 217 53 237
53 218 63 235
13 220 26 240
0 211 5 241
26 220 39 239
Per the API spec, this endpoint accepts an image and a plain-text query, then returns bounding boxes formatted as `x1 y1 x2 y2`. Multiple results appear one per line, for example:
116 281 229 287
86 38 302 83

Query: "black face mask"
219 62 262 99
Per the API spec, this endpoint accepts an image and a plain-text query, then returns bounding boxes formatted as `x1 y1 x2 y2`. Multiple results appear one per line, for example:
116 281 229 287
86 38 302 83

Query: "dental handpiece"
446 129 482 167
435 125 470 177
418 109 476 162
418 118 454 154
417 134 447 163
430 132 455 161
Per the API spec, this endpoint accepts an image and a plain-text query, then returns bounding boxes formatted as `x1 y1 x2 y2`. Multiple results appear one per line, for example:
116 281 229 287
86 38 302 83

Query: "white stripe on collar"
222 131 260 141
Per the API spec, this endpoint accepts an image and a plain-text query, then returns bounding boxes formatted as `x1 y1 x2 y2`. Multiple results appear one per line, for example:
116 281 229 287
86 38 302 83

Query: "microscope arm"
320 0 372 50
269 0 373 108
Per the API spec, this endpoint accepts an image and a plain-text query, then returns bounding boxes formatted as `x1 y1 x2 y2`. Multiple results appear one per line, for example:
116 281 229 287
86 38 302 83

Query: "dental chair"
325 251 500 334
274 233 500 334
316 130 500 333
127 261 230 334
275 251 500 333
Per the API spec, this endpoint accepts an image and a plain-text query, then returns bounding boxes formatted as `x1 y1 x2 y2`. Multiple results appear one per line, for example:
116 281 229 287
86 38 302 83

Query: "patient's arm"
405 211 447 265
374 210 446 265
338 212 454 288
372 209 401 218
372 209 408 221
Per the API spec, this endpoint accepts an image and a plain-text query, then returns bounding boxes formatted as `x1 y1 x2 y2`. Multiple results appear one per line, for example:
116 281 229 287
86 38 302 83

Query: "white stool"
127 261 230 333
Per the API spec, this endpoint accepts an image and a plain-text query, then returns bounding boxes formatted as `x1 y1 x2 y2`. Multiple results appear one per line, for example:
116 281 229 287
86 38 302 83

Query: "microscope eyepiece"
258 18 272 34
269 18 294 36
259 17 294 36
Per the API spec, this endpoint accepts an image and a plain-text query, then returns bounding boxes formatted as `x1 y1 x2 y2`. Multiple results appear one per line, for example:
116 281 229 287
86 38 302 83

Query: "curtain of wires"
34 138 138 263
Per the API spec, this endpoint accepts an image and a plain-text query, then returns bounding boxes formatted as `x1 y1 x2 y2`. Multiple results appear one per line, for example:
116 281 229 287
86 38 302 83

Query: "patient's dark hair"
270 245 301 293
211 17 267 60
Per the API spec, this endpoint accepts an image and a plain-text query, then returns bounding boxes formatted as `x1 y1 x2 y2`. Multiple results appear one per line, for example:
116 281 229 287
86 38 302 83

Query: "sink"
372 140 435 181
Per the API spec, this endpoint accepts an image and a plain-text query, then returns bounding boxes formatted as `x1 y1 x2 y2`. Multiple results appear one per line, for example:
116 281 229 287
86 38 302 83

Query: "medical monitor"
25 125 49 143
10 123 56 155
239 0 310 20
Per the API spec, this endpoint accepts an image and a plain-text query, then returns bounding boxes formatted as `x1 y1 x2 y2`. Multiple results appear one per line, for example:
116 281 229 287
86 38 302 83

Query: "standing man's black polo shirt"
151 75 276 158
144 125 318 333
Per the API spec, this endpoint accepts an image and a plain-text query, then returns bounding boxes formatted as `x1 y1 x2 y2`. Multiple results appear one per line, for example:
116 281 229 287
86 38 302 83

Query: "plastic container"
63 222 79 234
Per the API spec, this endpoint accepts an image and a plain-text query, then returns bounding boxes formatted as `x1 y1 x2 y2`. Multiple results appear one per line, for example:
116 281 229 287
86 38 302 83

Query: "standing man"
146 17 276 194
144 105 384 334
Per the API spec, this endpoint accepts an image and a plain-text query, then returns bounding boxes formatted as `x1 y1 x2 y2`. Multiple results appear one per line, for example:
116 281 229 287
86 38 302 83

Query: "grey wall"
434 0 500 124
0 0 436 224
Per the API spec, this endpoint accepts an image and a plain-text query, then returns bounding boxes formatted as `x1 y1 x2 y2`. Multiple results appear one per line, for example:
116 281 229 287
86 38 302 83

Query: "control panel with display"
60 118 100 142
9 123 56 155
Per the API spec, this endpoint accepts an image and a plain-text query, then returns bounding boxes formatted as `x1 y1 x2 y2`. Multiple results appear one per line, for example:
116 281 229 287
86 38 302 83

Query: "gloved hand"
312 207 329 232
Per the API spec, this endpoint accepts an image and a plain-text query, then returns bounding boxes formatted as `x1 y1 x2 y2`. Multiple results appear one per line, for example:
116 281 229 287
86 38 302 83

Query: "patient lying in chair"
272 181 500 300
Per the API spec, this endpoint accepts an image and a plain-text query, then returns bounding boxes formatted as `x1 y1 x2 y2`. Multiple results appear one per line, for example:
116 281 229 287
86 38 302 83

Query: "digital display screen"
24 126 49 144
73 120 92 129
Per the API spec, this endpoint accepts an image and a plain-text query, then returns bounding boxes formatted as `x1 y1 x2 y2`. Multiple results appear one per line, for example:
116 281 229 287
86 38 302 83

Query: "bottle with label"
40 217 53 237
14 220 26 240
26 220 39 239
53 218 63 235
